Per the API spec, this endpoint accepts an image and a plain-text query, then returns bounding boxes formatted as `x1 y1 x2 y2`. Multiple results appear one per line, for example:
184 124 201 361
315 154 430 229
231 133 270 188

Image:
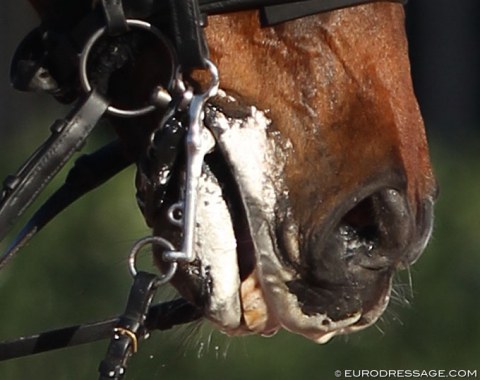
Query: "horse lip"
342 278 393 334
205 98 287 334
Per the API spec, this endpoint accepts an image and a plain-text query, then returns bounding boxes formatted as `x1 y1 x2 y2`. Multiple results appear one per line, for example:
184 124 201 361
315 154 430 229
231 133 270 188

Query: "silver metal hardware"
128 236 178 286
163 59 219 263
79 19 175 118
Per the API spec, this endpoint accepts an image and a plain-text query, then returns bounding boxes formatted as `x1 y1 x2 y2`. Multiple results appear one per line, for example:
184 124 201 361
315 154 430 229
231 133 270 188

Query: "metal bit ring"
79 19 175 118
128 236 178 286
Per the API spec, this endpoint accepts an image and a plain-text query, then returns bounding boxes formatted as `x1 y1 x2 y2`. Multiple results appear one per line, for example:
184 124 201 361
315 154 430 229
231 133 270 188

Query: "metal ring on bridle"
128 236 178 286
79 19 175 118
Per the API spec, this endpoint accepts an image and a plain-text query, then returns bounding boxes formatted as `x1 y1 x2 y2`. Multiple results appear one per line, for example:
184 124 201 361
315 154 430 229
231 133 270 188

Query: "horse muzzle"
143 92 435 343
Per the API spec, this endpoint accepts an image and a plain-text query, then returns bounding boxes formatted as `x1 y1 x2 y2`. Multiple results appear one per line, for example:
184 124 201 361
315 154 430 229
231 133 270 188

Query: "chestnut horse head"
26 0 437 343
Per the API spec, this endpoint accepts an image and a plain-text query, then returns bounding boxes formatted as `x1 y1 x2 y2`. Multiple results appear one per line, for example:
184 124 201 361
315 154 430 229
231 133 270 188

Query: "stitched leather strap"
0 141 132 269
260 0 408 25
0 91 109 256
199 0 406 15
169 0 210 70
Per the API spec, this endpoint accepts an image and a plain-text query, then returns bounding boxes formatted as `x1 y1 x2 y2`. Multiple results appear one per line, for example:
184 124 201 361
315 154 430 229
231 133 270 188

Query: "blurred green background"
0 1 479 379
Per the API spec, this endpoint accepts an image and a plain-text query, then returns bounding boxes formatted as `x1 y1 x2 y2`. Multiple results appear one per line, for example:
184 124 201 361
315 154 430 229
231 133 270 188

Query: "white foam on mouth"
195 167 242 330
195 102 284 335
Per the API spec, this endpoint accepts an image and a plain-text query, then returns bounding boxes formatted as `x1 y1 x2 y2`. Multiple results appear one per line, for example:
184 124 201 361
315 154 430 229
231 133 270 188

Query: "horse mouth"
166 150 279 336
150 97 282 336
146 93 432 342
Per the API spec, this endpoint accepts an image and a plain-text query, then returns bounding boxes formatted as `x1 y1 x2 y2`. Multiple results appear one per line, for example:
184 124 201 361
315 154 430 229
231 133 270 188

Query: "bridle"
0 0 407 378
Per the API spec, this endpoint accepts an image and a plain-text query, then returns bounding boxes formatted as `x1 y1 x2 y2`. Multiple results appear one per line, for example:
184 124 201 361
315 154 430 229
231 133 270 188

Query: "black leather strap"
0 91 109 254
0 299 200 362
0 141 132 269
260 0 408 25
0 319 118 362
101 0 129 36
199 0 290 13
169 0 210 70
98 272 158 380
199 0 406 16
123 0 155 18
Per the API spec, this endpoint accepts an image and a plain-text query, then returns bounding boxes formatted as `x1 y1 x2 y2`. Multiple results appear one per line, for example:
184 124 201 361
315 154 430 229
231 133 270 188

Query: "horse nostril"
335 188 413 270
288 188 427 325
290 188 414 322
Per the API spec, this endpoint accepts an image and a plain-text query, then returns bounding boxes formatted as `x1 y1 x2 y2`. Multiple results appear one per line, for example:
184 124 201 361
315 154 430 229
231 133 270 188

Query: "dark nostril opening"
336 189 412 269
342 197 380 243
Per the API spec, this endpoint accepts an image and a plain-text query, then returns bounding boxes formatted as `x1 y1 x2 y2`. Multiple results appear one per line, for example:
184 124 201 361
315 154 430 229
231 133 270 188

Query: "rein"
0 0 407 378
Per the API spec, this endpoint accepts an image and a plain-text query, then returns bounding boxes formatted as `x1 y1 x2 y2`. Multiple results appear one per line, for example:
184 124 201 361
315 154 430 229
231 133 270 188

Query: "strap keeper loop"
101 0 129 36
